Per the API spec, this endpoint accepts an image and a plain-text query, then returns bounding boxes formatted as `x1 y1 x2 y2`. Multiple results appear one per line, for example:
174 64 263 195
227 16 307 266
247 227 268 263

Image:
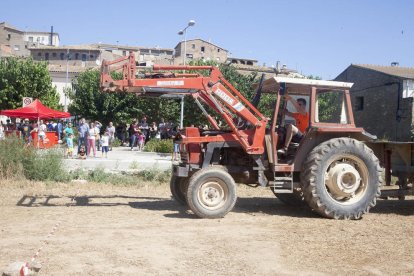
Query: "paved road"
63 147 173 172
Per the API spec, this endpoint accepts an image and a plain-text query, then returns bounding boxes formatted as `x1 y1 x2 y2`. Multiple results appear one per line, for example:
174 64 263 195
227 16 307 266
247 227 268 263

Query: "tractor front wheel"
186 167 237 219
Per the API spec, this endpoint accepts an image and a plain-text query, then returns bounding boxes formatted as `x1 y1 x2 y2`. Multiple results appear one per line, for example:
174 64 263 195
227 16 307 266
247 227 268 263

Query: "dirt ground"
0 179 413 275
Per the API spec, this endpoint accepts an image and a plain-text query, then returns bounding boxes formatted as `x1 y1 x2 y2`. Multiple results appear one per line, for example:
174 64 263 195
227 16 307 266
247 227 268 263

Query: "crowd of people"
0 116 183 159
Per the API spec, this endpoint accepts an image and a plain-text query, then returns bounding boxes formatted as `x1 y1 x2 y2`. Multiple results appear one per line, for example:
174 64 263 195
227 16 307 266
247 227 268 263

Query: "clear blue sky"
2 0 413 79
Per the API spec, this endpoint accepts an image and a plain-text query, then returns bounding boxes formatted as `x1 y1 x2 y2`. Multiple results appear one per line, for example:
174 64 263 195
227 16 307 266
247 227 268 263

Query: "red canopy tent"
1 99 70 148
0 99 70 119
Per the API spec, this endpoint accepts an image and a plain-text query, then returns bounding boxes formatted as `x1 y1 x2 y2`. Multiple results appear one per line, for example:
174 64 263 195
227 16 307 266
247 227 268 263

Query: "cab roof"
259 77 353 94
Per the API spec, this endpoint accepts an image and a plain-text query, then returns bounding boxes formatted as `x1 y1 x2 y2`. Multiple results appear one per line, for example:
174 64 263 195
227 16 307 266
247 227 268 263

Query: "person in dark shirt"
19 118 34 145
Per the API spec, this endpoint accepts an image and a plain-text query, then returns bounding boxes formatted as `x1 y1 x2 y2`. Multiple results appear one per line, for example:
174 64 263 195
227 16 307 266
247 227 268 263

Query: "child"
137 131 145 151
78 144 86 159
101 131 110 158
66 133 74 158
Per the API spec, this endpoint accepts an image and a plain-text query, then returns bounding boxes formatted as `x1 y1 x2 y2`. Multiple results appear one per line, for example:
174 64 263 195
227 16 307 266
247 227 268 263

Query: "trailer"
367 141 414 199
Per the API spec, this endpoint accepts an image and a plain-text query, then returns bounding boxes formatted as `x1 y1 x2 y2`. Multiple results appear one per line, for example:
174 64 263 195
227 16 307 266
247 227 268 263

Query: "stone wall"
335 65 412 141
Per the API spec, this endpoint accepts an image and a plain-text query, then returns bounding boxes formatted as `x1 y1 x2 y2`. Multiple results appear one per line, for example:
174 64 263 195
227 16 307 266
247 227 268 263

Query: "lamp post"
178 19 195 66
177 20 195 128
65 48 70 112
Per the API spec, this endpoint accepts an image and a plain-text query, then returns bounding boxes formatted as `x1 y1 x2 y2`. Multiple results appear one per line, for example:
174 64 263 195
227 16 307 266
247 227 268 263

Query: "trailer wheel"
186 167 237 219
271 189 306 207
301 138 383 219
170 176 189 205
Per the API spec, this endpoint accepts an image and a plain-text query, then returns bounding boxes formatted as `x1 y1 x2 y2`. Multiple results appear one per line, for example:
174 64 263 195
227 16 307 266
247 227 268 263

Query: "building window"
217 49 220 53
52 52 57 58
29 36 33 42
123 50 127 56
60 53 65 60
75 53 79 59
192 44 195 49
37 52 42 57
201 46 205 53
7 34 11 40
355 96 364 111
247 61 253 66
45 53 49 60
81 54 87 61
90 54 94 59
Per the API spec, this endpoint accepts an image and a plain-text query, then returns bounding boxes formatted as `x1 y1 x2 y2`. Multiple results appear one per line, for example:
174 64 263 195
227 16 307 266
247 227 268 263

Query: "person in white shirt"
106 122 115 151
38 120 47 148
101 131 110 158
87 122 99 157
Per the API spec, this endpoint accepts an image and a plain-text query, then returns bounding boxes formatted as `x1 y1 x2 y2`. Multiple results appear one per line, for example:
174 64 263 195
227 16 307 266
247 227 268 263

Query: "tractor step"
269 176 293 193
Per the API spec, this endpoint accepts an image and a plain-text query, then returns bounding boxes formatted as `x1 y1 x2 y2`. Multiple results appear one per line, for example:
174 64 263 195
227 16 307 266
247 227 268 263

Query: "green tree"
68 69 181 125
0 57 60 110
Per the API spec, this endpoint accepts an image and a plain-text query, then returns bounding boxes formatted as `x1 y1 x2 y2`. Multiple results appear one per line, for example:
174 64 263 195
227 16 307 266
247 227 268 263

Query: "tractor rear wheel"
186 167 237 219
170 176 189 205
301 137 382 219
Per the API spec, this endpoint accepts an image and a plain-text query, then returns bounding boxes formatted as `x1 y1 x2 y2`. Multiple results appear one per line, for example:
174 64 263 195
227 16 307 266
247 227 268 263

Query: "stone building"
90 43 174 66
0 22 29 56
174 38 228 64
335 64 414 141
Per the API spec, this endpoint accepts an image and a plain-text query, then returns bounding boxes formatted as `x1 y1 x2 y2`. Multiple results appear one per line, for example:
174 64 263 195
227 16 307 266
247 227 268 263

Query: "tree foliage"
0 57 60 110
68 69 181 125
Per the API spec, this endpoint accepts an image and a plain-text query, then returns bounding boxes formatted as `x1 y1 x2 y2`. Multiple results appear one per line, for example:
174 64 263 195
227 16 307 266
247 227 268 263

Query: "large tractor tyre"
271 189 306 207
186 167 237 219
301 137 383 220
170 176 189 205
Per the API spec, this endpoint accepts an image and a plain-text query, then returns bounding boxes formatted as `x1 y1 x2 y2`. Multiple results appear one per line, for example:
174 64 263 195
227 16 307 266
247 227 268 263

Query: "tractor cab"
258 77 356 168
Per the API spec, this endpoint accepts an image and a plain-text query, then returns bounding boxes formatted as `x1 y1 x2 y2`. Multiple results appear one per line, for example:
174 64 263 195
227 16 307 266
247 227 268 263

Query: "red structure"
1 99 70 148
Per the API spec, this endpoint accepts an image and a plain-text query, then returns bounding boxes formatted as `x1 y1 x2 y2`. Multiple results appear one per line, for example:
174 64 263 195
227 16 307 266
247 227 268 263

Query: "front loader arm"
100 52 268 154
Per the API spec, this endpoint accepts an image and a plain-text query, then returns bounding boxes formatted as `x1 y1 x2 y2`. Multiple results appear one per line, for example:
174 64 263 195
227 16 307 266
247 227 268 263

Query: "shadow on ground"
16 194 413 218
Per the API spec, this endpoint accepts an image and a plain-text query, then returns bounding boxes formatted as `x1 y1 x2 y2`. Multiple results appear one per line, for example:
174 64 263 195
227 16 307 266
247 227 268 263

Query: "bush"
0 137 69 181
112 138 122 147
144 139 173 153
72 167 171 186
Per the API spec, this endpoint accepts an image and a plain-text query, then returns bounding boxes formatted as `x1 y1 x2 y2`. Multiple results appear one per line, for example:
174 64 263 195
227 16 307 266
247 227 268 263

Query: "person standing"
137 131 145 151
37 120 47 148
129 121 139 151
101 131 110 158
139 117 149 143
56 120 63 142
149 121 158 139
65 133 74 158
19 119 34 145
106 121 116 150
87 122 98 157
0 121 4 140
78 118 89 156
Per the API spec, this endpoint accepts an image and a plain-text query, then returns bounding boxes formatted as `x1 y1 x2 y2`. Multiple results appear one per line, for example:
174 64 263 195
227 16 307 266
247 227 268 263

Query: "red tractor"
101 53 382 219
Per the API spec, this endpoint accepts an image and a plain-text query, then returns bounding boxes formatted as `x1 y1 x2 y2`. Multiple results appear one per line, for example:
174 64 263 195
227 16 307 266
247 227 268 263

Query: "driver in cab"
277 94 309 156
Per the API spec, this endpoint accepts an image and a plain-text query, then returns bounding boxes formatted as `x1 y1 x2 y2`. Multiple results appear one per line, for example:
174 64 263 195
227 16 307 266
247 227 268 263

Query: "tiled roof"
174 38 228 51
353 64 414 79
0 22 23 33
89 43 173 52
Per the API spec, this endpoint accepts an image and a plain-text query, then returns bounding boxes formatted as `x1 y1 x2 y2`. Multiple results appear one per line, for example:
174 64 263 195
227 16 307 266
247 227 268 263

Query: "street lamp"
177 20 195 128
178 19 195 65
